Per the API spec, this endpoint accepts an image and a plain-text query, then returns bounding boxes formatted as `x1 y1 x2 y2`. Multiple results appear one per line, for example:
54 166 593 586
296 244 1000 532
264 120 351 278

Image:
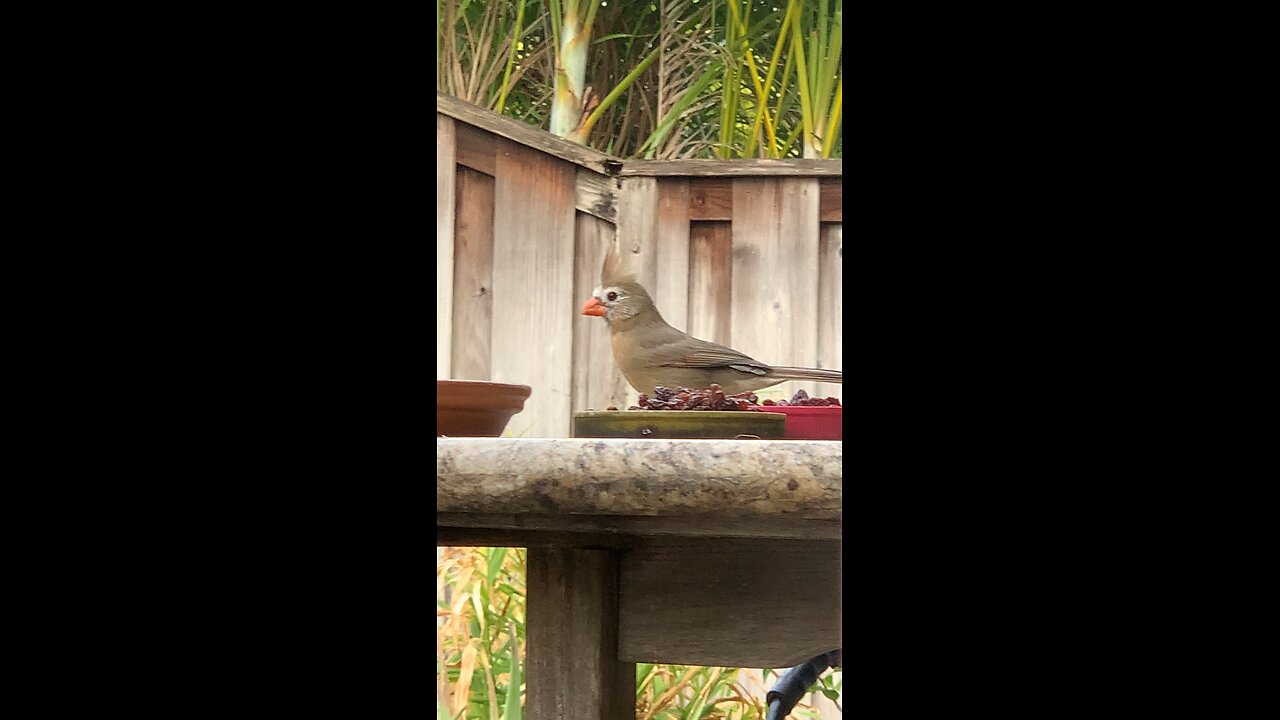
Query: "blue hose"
764 649 841 720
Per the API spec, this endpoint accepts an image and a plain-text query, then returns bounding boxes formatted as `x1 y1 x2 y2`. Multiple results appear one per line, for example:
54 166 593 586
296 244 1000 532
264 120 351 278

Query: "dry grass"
437 546 840 719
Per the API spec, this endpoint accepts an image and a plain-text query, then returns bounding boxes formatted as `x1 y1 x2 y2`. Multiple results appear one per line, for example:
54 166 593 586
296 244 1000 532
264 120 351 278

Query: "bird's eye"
607 291 618 301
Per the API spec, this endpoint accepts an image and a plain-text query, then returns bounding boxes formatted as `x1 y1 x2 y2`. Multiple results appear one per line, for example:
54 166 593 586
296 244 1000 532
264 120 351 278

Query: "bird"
580 244 841 395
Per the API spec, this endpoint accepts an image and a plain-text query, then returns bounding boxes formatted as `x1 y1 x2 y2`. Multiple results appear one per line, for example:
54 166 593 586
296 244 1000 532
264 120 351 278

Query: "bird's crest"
601 238 637 286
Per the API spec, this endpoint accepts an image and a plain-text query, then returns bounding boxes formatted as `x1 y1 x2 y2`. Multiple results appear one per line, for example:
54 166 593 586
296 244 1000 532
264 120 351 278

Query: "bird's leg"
764 649 842 720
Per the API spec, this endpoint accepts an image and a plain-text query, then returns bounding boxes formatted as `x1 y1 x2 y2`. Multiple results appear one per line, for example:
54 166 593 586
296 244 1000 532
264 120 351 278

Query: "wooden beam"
437 95 619 176
618 539 841 668
620 158 842 177
436 512 843 543
527 548 635 720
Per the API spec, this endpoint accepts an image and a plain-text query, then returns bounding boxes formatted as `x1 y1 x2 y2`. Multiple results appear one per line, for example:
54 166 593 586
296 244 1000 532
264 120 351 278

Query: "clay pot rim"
438 380 531 411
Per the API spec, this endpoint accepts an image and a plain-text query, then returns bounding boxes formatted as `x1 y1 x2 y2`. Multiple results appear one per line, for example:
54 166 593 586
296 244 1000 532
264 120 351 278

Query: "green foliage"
437 546 527 720
437 0 841 159
437 546 841 719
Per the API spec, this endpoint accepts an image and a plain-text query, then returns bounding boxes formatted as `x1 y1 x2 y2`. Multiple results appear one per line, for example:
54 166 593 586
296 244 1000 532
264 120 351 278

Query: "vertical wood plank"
654 179 690 332
437 114 456 379
527 548 635 720
572 212 631 414
687 222 733 348
451 167 495 380
815 223 843 401
491 139 577 437
613 176 659 404
730 178 821 403
615 176 660 298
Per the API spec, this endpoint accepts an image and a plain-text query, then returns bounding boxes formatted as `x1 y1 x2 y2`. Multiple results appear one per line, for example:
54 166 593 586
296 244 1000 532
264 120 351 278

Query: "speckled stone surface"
437 438 841 519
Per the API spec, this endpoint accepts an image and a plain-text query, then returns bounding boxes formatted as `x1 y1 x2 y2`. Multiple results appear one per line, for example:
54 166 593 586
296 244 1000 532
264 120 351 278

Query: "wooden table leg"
527 548 635 720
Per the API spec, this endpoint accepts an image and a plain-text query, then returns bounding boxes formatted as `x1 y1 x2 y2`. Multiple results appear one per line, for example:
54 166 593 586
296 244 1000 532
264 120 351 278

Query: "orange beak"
581 297 607 317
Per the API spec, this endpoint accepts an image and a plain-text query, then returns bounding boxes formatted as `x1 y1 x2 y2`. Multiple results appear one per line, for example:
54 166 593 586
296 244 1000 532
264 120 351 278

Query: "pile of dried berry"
761 389 841 407
621 384 764 412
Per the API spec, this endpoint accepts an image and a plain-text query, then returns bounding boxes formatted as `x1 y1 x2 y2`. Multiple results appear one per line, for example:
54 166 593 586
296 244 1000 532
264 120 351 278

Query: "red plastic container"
766 405 842 440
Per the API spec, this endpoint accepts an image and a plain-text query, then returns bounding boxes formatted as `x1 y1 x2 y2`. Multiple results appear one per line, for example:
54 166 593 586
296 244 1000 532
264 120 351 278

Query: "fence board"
491 139 577 437
437 115 456 379
654 179 690 332
455 122 496 175
730 178 821 403
573 212 631 414
616 176 659 294
451 167 495 380
688 178 733 221
815 224 843 400
819 178 842 222
687 222 733 349
575 168 618 223
613 177 659 404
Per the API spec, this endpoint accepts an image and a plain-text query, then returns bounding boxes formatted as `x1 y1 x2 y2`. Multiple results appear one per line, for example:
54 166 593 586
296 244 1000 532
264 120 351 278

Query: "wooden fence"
437 92 843 438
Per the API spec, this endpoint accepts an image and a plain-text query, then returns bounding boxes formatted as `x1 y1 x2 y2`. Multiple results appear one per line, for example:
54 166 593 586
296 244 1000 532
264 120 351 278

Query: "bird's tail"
770 366 842 383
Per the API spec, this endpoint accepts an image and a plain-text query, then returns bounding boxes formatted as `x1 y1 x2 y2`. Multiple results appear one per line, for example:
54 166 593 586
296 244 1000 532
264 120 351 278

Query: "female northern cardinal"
580 246 841 395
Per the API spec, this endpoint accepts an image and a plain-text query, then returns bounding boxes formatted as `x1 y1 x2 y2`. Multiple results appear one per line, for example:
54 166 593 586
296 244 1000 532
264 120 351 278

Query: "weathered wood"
437 95 619 176
436 512 843 543
614 177 659 404
654 179 690 332
455 122 497 175
450 166 495 380
527 548 635 720
687 221 733 348
615 176 660 292
687 178 733 221
819 177 842 222
437 115 457 379
575 168 619 223
730 178 822 404
572 213 630 414
620 158 842 177
491 139 577 437
618 539 841 668
815 224 843 400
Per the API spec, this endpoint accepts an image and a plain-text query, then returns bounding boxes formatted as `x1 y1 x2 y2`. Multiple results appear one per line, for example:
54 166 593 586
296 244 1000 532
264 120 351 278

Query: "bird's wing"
656 346 771 376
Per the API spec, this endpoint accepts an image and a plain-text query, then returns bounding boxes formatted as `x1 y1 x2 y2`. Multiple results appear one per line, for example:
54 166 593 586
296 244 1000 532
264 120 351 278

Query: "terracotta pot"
437 380 532 437
573 410 785 439
765 405 842 440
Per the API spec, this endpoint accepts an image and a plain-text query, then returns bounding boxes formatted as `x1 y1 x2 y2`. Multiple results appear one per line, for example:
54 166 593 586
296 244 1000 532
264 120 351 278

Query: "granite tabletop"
437 438 842 520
